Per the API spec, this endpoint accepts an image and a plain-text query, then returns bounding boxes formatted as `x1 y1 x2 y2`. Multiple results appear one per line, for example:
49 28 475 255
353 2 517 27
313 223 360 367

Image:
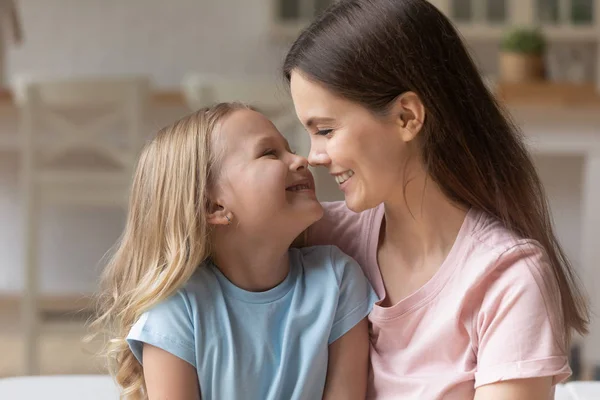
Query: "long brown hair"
283 0 588 341
90 103 248 398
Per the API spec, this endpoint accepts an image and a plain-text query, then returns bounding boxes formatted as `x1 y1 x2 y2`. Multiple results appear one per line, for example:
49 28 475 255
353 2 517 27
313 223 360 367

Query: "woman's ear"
390 91 425 142
206 200 233 226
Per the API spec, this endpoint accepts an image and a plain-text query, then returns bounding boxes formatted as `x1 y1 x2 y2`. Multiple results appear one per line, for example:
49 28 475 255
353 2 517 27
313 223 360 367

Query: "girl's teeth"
335 170 354 185
289 184 309 191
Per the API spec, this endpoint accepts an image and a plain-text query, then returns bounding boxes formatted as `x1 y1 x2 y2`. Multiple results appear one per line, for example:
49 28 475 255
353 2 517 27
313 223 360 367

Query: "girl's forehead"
213 109 285 154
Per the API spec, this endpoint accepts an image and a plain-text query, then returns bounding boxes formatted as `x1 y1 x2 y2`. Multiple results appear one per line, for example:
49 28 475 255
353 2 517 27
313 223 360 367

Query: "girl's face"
210 109 323 239
290 71 421 213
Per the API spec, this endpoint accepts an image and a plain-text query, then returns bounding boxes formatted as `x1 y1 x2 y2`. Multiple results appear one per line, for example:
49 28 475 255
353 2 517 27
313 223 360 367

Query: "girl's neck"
211 233 292 292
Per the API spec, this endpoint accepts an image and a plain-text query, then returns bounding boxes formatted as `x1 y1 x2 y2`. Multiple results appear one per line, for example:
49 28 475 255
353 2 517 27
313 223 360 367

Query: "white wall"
6 0 290 88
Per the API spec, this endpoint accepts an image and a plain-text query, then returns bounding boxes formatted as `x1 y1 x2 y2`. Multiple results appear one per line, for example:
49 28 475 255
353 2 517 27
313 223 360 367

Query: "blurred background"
0 0 598 393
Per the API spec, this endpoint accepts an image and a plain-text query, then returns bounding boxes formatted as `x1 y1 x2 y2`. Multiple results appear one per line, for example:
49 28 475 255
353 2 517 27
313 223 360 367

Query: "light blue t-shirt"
127 245 378 400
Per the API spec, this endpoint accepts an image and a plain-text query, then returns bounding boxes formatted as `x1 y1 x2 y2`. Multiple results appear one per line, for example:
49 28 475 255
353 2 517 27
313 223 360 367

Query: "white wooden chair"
16 76 150 375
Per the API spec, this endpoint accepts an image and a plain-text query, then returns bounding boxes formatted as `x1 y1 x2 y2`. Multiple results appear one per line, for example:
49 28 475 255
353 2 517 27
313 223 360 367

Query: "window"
572 0 594 23
272 0 599 41
537 0 560 22
487 0 507 22
536 0 594 24
451 0 507 23
276 0 335 22
280 0 301 20
452 0 472 21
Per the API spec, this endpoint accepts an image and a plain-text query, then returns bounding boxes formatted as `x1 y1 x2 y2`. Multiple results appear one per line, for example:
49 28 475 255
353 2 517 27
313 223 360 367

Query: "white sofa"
556 381 600 400
0 375 120 399
1 375 599 399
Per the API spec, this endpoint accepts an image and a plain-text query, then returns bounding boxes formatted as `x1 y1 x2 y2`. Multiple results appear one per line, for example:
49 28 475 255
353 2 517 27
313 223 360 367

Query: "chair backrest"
0 375 120 399
18 76 150 181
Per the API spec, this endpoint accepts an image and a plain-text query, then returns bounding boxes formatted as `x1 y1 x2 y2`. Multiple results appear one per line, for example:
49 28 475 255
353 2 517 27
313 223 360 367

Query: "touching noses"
307 137 330 167
289 152 309 171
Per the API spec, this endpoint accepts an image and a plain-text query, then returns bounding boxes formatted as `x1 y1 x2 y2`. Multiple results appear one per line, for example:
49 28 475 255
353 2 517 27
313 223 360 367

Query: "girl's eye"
316 129 333 136
262 149 277 157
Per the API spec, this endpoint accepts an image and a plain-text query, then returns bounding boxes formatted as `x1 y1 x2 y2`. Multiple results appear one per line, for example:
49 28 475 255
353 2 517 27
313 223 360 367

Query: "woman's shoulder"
458 209 557 299
464 209 549 264
455 212 570 386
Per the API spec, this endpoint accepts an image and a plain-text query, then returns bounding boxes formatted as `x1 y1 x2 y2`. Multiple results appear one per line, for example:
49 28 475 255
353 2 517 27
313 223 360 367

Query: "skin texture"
322 319 369 400
290 71 553 399
143 344 201 400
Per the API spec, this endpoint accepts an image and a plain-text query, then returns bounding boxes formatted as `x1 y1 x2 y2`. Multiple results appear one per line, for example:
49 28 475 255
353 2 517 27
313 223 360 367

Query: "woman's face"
290 71 421 212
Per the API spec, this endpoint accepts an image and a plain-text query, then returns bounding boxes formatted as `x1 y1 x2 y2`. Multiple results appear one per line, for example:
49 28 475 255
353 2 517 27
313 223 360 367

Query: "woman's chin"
344 192 377 213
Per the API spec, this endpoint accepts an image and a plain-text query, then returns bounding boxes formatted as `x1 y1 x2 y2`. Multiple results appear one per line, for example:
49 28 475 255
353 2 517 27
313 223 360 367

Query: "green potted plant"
499 27 546 83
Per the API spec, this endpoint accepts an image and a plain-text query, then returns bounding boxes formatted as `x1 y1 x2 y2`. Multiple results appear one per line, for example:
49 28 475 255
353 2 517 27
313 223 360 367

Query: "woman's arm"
474 377 552 400
143 343 201 400
322 318 370 400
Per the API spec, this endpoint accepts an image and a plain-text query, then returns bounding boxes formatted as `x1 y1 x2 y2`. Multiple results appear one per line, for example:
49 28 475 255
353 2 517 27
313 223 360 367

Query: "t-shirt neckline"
209 253 298 304
368 206 478 321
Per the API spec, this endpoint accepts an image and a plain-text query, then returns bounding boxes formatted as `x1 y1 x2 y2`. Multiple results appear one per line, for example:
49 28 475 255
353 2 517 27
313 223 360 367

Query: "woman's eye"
316 129 333 136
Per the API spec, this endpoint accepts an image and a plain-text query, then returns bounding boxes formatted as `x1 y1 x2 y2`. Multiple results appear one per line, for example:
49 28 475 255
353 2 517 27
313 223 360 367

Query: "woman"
283 0 588 398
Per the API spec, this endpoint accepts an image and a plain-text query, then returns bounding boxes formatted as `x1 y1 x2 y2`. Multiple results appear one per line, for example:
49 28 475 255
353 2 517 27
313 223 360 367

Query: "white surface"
0 375 119 400
556 381 600 400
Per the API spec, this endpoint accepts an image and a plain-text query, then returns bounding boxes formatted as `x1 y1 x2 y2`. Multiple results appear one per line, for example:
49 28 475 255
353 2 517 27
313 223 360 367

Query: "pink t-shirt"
307 202 571 399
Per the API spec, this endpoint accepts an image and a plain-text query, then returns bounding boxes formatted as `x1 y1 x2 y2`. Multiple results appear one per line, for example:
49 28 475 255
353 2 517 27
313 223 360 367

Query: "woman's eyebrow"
306 117 336 128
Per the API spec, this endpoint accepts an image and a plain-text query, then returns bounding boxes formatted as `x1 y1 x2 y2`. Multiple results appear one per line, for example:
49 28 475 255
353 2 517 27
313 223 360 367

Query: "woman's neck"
211 232 292 292
382 175 468 271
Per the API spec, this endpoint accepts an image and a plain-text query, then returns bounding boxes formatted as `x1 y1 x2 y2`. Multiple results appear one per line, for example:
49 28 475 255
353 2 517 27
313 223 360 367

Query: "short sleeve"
328 246 379 344
126 289 196 368
473 243 571 388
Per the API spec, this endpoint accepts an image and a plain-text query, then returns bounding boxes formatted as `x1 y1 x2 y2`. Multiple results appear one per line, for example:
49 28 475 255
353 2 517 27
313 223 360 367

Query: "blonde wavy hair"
90 102 248 399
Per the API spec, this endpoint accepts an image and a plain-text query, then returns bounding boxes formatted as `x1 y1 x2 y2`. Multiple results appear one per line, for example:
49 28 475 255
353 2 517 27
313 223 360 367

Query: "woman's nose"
307 139 330 167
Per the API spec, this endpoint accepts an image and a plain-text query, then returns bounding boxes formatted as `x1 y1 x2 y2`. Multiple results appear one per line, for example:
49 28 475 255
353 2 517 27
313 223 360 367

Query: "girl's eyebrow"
253 135 291 151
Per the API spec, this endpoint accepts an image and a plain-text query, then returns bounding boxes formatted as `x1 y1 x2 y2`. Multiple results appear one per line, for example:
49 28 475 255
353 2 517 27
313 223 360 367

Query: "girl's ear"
390 91 425 142
206 200 233 226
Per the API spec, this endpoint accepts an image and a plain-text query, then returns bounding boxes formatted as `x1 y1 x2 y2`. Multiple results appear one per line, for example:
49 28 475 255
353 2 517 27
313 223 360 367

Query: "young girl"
92 103 377 399
284 0 588 398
